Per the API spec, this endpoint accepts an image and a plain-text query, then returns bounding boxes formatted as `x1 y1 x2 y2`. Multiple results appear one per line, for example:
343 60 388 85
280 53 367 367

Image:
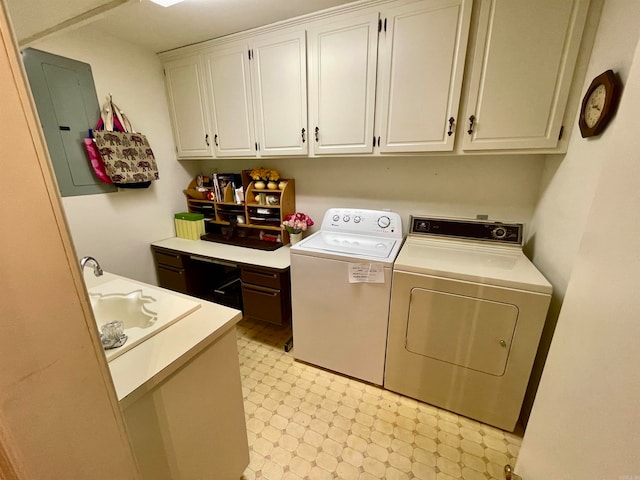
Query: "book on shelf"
212 173 221 202
214 173 243 203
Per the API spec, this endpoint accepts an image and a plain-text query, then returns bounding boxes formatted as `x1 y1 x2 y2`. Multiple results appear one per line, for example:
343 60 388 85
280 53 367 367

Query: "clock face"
585 84 607 128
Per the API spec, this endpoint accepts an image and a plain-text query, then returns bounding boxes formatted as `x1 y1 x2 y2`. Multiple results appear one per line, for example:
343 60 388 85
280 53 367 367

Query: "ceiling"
6 0 357 53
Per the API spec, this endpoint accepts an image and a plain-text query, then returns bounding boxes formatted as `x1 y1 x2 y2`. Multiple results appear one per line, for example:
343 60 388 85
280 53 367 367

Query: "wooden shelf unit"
183 176 296 245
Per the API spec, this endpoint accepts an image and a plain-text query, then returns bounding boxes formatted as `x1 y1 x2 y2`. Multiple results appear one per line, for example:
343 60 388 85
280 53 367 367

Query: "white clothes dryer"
290 208 403 385
385 216 551 431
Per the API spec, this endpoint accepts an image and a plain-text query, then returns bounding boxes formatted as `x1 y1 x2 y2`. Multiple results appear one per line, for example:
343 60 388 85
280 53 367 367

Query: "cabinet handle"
447 117 455 136
315 126 319 142
158 252 180 260
467 115 475 135
189 255 237 268
247 270 277 279
243 284 279 296
301 128 306 143
214 134 219 146
205 134 210 146
159 264 183 274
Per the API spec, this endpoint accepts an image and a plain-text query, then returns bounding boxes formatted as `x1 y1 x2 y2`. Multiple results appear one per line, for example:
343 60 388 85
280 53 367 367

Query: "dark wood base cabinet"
241 266 291 326
152 246 291 326
152 247 189 293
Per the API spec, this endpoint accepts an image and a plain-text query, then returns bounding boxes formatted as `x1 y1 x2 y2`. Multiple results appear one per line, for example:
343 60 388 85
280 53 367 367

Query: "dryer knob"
332 214 340 222
354 216 362 223
343 215 351 222
492 227 507 239
378 216 391 228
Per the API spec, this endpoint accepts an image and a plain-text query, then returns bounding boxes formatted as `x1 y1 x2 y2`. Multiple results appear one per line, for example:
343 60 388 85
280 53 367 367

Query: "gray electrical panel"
22 48 116 196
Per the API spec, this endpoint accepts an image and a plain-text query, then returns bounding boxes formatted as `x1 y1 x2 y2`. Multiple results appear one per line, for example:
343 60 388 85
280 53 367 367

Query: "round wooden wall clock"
579 69 621 138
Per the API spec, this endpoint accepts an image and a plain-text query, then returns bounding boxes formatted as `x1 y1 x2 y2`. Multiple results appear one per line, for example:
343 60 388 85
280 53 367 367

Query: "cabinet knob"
214 134 219 146
205 134 210 146
315 126 319 142
499 340 507 348
467 115 475 135
301 128 306 143
447 117 455 136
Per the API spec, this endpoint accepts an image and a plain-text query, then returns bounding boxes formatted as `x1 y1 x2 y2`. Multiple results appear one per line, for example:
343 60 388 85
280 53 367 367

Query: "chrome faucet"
80 256 103 277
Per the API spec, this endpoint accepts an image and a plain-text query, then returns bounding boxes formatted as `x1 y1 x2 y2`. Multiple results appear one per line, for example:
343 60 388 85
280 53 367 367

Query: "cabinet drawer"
241 267 283 289
153 247 184 269
157 264 188 294
241 284 284 325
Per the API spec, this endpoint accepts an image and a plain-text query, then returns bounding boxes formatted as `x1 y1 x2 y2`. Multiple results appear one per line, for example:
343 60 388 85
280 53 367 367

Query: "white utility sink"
88 278 201 361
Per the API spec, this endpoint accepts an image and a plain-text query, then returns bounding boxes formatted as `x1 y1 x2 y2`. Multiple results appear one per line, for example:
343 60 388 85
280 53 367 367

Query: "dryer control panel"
410 216 523 245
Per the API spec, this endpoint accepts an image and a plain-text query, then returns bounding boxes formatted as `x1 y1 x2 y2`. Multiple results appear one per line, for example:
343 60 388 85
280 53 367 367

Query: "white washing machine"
385 216 552 431
290 208 403 385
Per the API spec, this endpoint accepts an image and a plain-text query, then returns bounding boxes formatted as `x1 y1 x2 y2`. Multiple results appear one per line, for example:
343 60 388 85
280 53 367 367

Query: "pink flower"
281 212 314 234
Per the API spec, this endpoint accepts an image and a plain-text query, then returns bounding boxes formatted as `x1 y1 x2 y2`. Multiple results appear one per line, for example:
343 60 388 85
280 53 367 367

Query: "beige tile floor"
237 318 522 480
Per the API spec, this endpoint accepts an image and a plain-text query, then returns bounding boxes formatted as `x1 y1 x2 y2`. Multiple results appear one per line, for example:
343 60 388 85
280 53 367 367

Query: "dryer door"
406 288 517 376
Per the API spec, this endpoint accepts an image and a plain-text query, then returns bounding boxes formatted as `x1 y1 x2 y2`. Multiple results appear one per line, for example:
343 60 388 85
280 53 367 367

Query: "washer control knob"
377 216 391 229
332 214 340 222
343 215 351 222
354 216 362 223
492 226 507 239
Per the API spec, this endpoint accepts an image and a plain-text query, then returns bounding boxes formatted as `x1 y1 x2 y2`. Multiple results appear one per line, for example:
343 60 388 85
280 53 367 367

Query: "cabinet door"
308 13 379 155
462 0 589 151
376 0 471 153
204 44 256 157
251 30 308 156
163 56 213 158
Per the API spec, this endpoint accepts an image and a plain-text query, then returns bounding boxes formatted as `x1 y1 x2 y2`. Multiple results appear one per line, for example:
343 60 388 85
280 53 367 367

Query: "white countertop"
152 237 291 270
84 271 243 406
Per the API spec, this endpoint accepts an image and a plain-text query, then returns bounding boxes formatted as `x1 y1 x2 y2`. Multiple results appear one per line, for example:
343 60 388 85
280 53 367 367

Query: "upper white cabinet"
308 13 380 155
376 0 472 153
461 0 589 151
251 30 308 156
164 55 212 158
162 0 592 158
203 43 256 157
201 30 308 158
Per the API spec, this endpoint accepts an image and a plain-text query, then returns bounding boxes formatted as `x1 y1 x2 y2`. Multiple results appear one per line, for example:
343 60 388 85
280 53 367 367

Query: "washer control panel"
410 216 523 245
322 208 403 238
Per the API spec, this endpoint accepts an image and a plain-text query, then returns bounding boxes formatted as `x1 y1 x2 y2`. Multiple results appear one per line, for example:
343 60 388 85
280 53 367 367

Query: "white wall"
31 27 196 284
195 154 545 234
520 0 640 423
516 28 640 478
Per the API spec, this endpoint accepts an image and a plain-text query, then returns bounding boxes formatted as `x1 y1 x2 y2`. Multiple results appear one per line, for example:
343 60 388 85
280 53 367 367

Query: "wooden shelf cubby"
183 174 295 246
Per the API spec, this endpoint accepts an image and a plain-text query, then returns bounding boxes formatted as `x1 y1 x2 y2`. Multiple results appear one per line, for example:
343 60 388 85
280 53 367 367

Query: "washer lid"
291 231 399 262
395 237 552 294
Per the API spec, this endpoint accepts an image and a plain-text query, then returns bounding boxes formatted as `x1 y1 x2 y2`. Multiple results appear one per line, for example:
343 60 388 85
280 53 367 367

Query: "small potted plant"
249 167 268 189
266 169 280 190
282 212 314 245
